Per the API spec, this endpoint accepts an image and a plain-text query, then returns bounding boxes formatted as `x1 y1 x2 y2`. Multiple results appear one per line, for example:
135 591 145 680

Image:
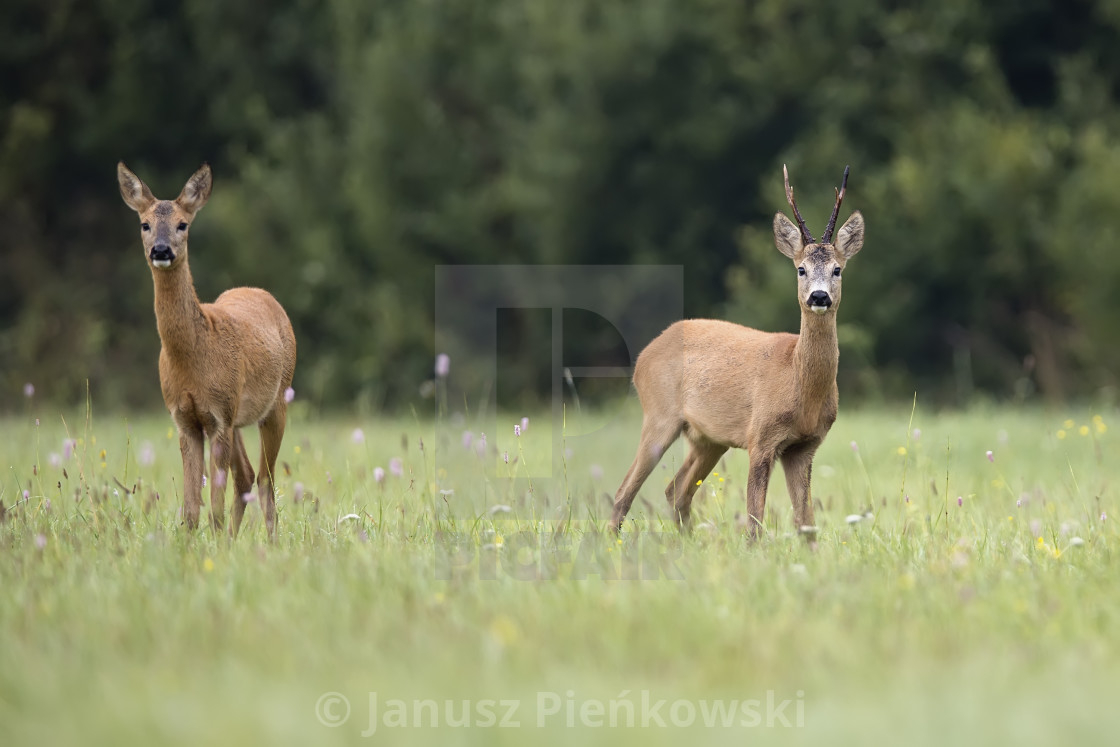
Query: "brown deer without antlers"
609 165 864 539
118 162 296 539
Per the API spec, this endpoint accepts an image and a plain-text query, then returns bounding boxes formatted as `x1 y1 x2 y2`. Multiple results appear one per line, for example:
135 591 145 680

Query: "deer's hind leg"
609 417 683 533
665 438 727 531
256 401 287 541
666 448 699 510
229 428 255 537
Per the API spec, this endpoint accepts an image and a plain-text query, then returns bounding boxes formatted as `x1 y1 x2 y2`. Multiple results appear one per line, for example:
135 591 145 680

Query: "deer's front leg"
179 426 205 530
742 449 776 541
780 440 820 541
208 427 234 532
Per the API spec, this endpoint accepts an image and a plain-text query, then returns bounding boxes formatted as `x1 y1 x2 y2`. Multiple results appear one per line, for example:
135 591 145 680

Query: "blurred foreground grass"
1 403 1117 745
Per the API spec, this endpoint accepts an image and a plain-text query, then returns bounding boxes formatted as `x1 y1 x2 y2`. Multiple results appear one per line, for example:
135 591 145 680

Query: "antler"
783 164 814 245
820 165 850 245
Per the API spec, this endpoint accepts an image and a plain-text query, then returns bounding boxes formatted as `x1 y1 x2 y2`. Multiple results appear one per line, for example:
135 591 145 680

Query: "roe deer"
609 165 863 539
117 162 296 539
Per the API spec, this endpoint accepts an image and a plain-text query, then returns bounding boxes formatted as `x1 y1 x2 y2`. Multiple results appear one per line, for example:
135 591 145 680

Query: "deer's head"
118 163 212 270
773 165 864 315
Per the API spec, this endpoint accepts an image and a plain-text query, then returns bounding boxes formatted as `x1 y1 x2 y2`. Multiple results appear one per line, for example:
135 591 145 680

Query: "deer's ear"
177 163 212 214
835 211 864 259
773 213 803 259
117 162 155 213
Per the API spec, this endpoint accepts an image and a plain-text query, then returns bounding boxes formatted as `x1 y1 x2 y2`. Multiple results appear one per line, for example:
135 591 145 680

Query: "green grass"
1 402 1117 745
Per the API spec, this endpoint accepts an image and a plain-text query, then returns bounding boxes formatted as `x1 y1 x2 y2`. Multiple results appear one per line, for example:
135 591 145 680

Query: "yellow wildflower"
489 616 519 646
1036 536 1062 558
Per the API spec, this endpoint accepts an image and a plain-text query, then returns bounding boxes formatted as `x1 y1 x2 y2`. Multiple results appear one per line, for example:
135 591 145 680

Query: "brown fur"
117 162 296 539
609 176 864 540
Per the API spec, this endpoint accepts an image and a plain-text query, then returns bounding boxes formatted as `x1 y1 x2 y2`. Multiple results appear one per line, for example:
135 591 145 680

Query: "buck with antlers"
118 162 296 539
609 165 863 539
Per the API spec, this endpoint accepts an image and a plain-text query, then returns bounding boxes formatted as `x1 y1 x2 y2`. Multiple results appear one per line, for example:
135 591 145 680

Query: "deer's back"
633 319 800 448
210 287 296 368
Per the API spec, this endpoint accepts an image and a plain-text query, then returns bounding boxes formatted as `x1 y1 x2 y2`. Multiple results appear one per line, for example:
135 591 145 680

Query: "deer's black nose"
808 291 832 308
150 244 174 262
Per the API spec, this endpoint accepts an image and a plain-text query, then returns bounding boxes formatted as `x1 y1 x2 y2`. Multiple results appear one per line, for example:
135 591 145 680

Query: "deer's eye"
177 222 188 231
797 267 806 277
833 267 841 277
141 222 150 232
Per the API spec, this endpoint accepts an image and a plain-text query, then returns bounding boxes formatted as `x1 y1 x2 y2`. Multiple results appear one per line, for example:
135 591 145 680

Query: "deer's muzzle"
807 290 832 313
150 244 175 268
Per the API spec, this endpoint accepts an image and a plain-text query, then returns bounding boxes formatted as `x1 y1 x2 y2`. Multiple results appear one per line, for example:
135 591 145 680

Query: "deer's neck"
794 309 839 405
152 261 206 357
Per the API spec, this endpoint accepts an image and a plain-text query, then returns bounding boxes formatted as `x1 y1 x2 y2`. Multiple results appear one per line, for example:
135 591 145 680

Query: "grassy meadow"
1 400 1118 745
